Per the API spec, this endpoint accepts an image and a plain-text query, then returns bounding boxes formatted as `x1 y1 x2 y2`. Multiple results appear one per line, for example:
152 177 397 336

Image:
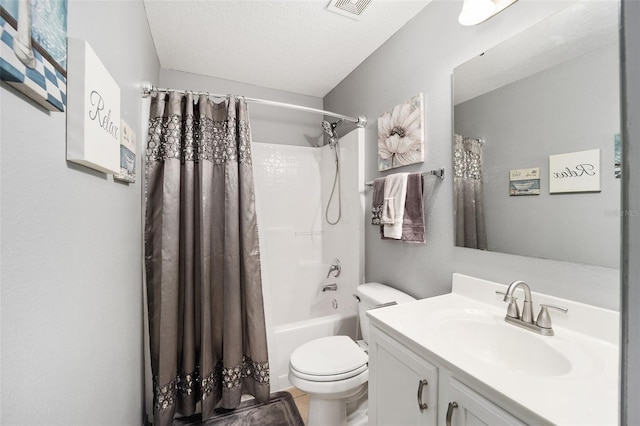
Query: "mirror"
452 1 620 268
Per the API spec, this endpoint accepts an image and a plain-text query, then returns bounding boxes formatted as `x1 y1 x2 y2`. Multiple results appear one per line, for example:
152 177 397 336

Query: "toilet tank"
356 283 416 344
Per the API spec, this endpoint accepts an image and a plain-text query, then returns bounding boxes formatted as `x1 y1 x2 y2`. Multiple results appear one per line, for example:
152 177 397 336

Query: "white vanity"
367 274 619 425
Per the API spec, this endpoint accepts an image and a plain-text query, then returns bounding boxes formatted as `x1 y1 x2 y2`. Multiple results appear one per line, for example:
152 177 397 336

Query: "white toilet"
288 283 416 426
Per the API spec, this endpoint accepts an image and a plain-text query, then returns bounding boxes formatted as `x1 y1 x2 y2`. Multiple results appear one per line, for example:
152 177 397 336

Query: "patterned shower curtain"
144 92 270 425
454 134 488 250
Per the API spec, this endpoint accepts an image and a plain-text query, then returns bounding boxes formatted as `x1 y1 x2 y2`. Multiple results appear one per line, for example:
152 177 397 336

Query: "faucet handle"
496 291 519 319
536 304 568 329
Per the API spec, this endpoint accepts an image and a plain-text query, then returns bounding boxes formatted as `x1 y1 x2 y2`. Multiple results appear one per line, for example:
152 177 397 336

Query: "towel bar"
364 168 445 188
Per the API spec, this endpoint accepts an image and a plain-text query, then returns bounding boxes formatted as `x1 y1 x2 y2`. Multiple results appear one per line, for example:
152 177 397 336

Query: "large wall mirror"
453 1 620 268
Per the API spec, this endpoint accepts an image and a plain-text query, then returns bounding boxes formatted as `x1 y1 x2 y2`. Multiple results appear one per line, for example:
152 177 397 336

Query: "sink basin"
438 310 572 377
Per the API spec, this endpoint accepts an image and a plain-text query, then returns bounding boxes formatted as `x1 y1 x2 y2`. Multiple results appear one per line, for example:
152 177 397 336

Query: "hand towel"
380 172 425 243
371 177 386 226
383 173 409 239
400 172 425 243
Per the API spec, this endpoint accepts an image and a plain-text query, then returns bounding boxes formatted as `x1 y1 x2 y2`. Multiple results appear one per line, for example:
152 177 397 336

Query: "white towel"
380 197 395 225
383 173 409 239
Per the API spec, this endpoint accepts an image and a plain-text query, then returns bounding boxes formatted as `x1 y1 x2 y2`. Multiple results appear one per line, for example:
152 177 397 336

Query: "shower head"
321 119 343 147
321 120 334 137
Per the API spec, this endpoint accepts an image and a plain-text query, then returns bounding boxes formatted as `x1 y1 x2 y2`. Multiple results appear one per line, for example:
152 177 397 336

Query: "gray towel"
401 173 425 243
371 177 386 225
380 172 425 243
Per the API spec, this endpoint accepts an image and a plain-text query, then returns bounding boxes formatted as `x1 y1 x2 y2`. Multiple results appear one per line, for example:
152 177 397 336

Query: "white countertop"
367 273 619 426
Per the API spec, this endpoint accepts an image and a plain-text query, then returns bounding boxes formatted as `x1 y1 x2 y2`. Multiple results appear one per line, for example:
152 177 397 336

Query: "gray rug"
174 391 305 426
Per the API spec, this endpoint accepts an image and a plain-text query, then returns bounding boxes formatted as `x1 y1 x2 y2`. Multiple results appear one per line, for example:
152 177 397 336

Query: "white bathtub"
270 311 357 391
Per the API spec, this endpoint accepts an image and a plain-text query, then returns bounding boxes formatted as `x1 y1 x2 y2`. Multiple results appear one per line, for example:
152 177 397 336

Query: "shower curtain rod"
140 81 367 128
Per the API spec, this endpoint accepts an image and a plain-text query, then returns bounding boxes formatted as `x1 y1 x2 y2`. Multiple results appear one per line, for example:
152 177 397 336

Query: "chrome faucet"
497 280 568 336
327 258 341 278
322 283 338 292
504 280 534 323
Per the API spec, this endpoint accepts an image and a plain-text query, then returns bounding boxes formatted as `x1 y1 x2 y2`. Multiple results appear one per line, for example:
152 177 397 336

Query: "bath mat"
175 391 304 426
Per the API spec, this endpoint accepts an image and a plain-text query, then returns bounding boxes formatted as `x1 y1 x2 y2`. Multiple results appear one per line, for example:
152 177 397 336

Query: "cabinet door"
369 327 438 426
444 379 526 426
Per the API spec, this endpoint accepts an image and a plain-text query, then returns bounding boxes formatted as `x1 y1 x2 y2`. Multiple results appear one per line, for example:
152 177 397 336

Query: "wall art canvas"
549 149 601 194
66 38 121 174
0 0 67 111
614 133 621 178
378 93 424 171
509 167 540 196
114 120 136 183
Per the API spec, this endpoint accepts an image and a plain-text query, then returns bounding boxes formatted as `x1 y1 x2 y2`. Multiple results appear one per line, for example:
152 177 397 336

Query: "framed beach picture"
377 93 425 171
114 120 136 183
0 0 67 111
509 167 540 196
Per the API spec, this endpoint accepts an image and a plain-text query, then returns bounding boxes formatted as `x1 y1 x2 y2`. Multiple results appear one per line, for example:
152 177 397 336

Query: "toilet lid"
290 336 368 378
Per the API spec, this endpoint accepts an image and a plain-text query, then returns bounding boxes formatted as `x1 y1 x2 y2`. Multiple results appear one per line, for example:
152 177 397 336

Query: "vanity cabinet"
368 325 528 426
368 327 438 425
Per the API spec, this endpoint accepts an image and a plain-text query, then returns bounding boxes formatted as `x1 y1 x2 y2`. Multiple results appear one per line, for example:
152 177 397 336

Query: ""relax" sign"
66 38 121 174
549 149 601 193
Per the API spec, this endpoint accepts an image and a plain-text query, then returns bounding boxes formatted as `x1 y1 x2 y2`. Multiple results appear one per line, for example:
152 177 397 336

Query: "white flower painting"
378 93 424 171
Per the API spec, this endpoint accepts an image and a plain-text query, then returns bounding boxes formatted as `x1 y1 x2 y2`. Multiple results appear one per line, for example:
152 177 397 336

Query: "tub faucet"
327 258 341 278
322 283 338 292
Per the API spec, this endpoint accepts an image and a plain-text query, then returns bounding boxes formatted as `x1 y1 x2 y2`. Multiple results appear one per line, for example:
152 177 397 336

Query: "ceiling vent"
326 0 373 21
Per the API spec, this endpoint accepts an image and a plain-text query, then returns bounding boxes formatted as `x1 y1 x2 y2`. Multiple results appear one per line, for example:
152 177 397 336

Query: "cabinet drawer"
445 378 526 426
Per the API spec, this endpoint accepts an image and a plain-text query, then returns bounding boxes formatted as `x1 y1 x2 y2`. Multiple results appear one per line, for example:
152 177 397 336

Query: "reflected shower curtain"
145 92 269 426
454 134 487 250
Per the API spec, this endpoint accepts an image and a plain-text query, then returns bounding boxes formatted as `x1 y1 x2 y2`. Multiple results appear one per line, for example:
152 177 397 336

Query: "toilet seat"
289 336 368 382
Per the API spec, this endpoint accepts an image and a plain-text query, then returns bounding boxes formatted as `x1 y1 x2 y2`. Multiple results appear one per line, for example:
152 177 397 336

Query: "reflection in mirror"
453 1 620 268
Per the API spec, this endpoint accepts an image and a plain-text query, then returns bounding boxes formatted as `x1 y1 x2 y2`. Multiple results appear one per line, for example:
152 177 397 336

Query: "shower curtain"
454 134 488 250
145 92 269 425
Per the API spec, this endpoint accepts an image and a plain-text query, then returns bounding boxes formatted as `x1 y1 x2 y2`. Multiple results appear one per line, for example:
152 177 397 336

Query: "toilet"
288 283 416 426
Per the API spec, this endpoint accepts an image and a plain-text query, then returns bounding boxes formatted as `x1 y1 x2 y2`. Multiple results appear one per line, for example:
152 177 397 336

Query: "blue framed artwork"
0 0 67 111
615 133 621 178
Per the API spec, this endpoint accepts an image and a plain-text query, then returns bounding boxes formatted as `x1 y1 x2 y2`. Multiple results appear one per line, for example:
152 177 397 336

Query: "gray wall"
160 69 324 146
455 43 620 268
324 0 620 309
0 1 159 424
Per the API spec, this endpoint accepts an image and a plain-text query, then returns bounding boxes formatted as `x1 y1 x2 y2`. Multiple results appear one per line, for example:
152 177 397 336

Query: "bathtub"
270 311 357 391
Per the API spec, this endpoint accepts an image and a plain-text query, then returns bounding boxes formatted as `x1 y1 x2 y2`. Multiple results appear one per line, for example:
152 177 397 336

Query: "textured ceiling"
453 0 619 105
143 0 431 98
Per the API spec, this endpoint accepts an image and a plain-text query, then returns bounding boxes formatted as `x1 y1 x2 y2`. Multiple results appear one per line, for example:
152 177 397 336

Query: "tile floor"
288 387 310 425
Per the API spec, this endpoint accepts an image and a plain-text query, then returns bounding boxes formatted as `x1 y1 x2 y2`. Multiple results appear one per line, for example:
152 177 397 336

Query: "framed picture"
378 93 424 171
549 149 601 194
509 167 540 196
0 0 67 111
114 120 136 183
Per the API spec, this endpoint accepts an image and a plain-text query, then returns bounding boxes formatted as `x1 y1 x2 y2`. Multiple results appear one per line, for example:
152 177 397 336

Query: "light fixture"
458 0 519 26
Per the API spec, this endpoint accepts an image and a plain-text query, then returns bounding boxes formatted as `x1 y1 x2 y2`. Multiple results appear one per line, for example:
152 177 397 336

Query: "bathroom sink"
434 309 574 377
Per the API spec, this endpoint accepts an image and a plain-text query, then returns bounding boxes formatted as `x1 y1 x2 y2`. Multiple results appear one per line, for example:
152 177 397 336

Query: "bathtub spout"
322 283 338 292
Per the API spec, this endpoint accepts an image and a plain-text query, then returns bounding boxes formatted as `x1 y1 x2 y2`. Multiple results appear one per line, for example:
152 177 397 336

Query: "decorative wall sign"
549 149 601 193
377 93 424 171
509 167 540 196
0 0 67 111
614 133 621 178
66 38 121 174
114 120 136 183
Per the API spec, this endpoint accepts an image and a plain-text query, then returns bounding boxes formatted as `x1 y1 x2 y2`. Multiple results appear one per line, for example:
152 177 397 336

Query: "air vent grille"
327 0 373 20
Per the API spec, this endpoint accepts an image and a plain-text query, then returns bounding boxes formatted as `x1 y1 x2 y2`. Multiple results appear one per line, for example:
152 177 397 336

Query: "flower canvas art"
378 93 424 171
